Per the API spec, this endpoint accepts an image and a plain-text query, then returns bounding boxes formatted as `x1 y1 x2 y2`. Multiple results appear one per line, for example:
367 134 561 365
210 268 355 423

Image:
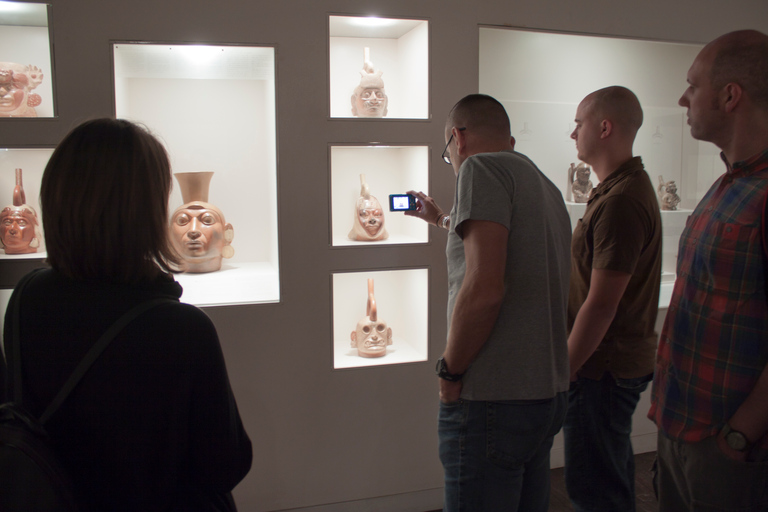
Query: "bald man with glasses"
407 93 572 512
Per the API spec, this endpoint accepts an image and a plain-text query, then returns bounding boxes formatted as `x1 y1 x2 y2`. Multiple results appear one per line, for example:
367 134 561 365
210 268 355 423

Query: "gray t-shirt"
446 151 571 400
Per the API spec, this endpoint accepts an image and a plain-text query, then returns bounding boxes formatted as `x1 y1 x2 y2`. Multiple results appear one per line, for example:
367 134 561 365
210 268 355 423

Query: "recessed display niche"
479 28 715 297
332 268 428 369
0 147 52 258
0 1 54 118
113 43 279 307
330 145 429 246
329 15 428 119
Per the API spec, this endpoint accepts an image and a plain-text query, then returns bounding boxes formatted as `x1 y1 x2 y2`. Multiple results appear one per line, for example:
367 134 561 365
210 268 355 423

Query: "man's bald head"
706 30 768 110
581 86 643 139
446 94 511 143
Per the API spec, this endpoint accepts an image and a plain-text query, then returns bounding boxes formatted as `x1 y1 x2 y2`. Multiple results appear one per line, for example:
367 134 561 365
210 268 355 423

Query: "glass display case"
332 268 428 369
479 28 714 295
113 43 279 306
0 1 54 118
329 15 428 119
330 145 429 246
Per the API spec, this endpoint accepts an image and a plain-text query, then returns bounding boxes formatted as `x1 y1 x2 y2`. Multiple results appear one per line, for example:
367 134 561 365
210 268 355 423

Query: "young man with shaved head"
649 29 768 511
564 86 662 512
407 94 571 512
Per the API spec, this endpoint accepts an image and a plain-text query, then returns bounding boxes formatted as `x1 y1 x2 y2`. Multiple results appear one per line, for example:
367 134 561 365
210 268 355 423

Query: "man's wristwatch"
435 357 464 382
721 423 752 452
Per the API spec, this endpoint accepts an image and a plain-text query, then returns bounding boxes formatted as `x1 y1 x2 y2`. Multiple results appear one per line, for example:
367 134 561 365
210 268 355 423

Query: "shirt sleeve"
591 195 650 274
453 155 515 239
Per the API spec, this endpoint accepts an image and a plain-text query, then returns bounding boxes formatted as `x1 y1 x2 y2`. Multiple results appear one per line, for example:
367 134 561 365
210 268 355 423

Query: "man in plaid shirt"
649 30 768 511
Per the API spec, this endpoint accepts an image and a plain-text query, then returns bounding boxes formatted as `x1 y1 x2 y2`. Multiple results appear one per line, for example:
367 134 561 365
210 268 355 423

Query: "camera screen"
392 196 411 210
389 194 416 211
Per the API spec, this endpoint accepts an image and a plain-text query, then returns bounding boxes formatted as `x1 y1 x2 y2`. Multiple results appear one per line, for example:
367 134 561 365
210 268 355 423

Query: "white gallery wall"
1 0 767 511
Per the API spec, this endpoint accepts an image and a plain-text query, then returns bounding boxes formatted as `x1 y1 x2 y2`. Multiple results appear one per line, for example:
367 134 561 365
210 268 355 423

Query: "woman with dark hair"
0 119 252 511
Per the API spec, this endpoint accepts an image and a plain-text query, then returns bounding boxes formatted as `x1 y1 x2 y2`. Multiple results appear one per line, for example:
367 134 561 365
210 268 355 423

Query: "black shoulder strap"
10 268 45 404
8 275 175 425
39 297 175 424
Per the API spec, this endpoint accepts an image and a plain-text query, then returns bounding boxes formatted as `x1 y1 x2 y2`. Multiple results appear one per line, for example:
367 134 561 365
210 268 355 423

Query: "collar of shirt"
588 156 645 203
721 147 768 178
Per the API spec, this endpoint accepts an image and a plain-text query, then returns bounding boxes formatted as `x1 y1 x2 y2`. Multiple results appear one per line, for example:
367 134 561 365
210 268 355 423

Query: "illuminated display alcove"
479 27 711 296
330 145 429 246
0 1 54 118
332 268 429 369
113 43 279 306
0 148 53 259
329 15 428 119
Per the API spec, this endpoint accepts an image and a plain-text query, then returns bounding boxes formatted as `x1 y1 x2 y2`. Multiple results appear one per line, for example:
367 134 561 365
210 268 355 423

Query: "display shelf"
332 268 428 369
331 145 429 246
329 15 428 119
113 43 279 306
0 251 45 260
0 1 54 118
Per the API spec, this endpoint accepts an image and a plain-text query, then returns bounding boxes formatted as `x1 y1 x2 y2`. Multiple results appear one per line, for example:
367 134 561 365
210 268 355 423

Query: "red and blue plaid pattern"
650 149 768 445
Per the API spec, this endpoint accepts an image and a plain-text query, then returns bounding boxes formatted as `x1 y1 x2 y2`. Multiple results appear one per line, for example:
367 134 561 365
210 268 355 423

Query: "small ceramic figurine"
350 47 388 118
0 63 44 117
350 278 393 358
348 174 388 241
657 175 681 211
170 172 234 273
0 168 42 254
567 162 593 203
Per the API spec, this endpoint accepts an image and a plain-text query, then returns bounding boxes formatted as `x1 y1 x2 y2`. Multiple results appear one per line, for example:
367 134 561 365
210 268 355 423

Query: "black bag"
0 269 173 511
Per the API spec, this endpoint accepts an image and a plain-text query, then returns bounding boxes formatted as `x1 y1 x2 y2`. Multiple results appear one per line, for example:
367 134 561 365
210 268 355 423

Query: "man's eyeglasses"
442 127 466 165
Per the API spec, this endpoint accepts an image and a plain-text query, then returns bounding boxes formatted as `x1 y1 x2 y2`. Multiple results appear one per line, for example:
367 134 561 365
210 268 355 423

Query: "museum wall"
1 0 767 511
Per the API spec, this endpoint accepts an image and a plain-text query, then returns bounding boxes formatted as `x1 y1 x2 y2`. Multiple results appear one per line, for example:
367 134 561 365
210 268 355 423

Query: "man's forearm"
568 299 618 377
443 277 504 375
441 219 509 376
567 268 631 377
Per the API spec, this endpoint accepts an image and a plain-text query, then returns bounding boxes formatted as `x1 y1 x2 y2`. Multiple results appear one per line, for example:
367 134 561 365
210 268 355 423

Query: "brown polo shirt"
568 156 662 379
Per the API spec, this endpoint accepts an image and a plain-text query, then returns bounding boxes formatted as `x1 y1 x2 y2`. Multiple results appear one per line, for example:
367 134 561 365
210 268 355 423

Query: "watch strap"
436 357 464 382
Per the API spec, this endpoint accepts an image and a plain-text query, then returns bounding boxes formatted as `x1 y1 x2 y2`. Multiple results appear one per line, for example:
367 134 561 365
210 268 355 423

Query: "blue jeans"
438 392 567 512
563 372 651 512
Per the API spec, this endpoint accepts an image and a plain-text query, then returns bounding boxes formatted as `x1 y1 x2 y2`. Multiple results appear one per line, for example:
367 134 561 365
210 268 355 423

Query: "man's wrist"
440 214 450 230
435 356 464 381
722 423 754 452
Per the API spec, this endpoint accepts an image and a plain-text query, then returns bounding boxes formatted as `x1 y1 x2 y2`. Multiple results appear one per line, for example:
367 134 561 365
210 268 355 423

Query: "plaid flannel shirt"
649 149 768 447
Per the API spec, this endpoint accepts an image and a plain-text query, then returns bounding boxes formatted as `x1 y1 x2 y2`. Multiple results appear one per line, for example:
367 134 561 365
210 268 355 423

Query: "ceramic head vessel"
350 47 388 118
0 169 42 254
170 172 234 273
0 62 43 118
348 173 388 241
350 278 393 358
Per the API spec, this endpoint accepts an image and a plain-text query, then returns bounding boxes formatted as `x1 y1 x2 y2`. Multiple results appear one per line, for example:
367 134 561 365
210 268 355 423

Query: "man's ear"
722 82 743 113
600 119 613 139
453 126 467 155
